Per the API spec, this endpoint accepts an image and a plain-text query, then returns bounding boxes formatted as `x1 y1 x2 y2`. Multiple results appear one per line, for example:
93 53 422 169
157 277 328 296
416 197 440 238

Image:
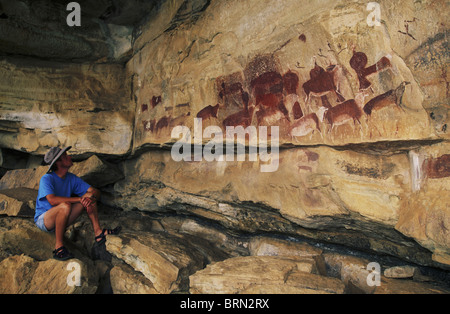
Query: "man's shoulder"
66 172 91 191
66 172 80 179
66 172 84 182
40 172 53 181
38 172 54 191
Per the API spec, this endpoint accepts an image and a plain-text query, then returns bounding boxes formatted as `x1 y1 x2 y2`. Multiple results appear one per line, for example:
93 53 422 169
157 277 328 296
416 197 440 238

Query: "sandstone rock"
128 0 442 150
323 252 375 294
249 236 327 275
384 265 418 279
109 263 158 294
0 214 97 263
0 188 37 217
0 0 151 62
116 0 449 267
27 257 98 294
0 155 123 191
323 252 450 294
374 277 450 294
159 216 249 257
1 210 448 294
189 255 345 294
0 255 36 293
249 236 322 257
0 166 47 190
0 58 133 156
106 232 209 293
396 142 450 266
0 0 448 295
0 255 98 294
69 155 124 188
0 217 54 261
108 145 440 267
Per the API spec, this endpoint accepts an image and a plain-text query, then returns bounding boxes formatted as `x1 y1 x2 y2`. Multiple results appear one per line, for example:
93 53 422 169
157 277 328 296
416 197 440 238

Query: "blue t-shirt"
34 172 91 222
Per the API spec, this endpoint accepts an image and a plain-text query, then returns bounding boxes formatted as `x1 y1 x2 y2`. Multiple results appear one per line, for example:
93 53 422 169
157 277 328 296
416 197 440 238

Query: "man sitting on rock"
34 146 120 261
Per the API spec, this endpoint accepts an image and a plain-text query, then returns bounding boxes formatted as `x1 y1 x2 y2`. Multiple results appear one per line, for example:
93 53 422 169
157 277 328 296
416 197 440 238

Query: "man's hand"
80 187 100 215
81 195 96 214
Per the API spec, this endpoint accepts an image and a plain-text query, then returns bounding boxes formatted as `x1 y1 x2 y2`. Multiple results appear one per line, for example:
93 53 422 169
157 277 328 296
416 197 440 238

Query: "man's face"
57 152 73 169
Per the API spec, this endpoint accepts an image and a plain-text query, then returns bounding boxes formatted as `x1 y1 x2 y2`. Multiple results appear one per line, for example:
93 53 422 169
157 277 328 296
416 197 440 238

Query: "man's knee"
58 202 72 216
85 201 98 215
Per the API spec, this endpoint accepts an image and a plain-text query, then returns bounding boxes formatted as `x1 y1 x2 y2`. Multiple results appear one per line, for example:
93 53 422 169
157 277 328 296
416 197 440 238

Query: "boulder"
249 236 323 257
0 155 123 191
249 236 327 275
323 252 450 294
189 255 345 294
0 166 47 190
323 252 375 294
0 217 54 261
374 277 450 294
105 232 209 293
0 188 37 217
0 255 36 294
0 255 98 294
384 265 419 279
109 263 158 294
69 155 124 188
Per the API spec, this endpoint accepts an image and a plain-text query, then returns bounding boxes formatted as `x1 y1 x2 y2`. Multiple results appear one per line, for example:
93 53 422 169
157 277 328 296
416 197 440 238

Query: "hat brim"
47 146 72 172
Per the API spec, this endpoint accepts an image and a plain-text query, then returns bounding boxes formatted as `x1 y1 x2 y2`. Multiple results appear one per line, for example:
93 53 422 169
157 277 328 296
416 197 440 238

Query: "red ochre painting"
139 46 410 142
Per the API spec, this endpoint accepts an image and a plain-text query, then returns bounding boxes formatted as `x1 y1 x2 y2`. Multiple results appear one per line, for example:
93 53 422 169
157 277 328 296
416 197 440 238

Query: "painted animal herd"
142 50 411 140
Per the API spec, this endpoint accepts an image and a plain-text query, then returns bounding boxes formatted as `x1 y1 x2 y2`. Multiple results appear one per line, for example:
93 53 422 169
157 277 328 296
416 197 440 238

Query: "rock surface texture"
0 0 449 294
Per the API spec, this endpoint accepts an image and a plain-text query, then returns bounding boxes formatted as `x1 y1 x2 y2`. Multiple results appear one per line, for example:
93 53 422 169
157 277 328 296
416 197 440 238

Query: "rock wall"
128 0 448 148
0 0 449 293
116 0 449 266
0 58 133 156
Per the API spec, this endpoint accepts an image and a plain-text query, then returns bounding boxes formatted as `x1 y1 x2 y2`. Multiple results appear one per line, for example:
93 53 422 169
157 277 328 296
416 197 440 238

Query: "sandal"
53 246 74 261
95 226 122 244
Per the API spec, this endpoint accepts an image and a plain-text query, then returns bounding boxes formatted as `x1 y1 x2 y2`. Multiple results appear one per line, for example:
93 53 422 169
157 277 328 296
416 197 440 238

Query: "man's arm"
46 194 83 206
83 187 101 200
46 187 100 208
80 187 101 212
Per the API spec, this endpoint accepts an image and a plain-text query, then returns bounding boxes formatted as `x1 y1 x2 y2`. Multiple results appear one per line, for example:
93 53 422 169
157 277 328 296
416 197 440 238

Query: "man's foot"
53 246 74 261
94 226 122 244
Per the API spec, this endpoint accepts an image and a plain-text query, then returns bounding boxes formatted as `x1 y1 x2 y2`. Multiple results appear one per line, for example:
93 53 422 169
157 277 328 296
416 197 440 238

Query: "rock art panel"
129 3 435 149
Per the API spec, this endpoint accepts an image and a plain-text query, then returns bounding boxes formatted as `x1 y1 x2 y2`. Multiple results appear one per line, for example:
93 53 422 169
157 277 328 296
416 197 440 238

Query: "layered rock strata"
1 209 449 294
0 0 449 294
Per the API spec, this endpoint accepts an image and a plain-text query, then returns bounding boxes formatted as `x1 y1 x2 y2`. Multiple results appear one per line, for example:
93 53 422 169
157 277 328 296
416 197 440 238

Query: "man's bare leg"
84 201 121 243
85 201 104 242
43 202 84 250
